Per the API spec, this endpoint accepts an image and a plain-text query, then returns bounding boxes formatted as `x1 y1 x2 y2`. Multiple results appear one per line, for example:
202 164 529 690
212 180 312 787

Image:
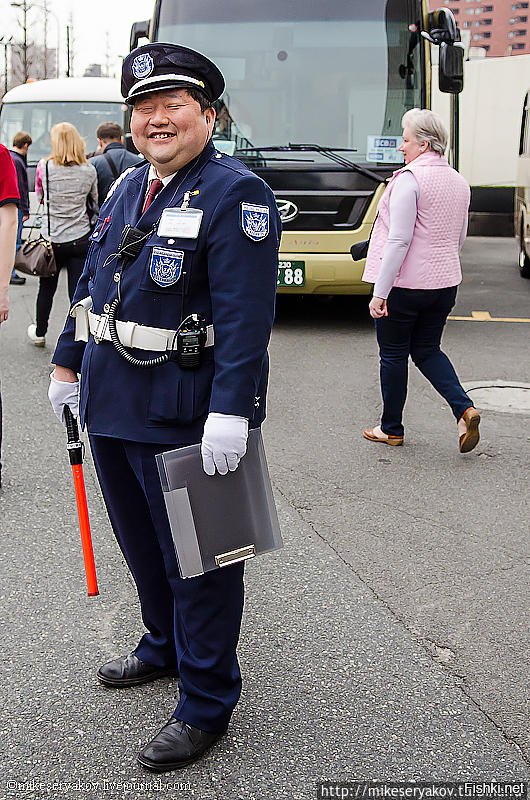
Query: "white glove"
201 412 249 476
48 371 80 424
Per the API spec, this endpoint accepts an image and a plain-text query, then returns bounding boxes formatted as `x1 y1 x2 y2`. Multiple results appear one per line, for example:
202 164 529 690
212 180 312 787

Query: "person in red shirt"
0 142 20 487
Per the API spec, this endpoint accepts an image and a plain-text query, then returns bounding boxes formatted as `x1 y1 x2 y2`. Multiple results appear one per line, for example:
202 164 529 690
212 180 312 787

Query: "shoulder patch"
240 202 270 242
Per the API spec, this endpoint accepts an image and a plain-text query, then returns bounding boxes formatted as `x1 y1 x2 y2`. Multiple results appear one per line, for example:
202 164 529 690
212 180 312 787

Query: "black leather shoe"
10 273 26 285
138 717 224 772
97 653 177 688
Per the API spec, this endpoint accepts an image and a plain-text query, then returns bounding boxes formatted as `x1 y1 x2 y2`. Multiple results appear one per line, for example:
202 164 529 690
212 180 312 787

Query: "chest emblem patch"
240 202 269 242
149 247 184 287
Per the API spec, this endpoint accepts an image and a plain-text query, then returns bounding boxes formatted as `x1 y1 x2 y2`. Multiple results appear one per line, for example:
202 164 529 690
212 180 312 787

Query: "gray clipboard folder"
156 428 283 578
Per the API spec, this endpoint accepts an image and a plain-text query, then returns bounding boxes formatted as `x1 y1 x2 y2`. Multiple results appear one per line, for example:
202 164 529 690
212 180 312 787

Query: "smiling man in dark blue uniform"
48 43 280 772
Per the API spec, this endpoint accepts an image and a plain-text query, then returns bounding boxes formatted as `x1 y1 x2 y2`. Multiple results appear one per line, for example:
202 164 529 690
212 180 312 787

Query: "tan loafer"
459 407 481 453
362 426 404 446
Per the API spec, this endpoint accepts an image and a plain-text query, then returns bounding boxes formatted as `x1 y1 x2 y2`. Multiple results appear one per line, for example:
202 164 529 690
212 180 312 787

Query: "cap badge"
132 53 154 80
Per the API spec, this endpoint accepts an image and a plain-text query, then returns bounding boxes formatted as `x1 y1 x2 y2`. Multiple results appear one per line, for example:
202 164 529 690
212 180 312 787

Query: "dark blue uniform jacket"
52 141 281 445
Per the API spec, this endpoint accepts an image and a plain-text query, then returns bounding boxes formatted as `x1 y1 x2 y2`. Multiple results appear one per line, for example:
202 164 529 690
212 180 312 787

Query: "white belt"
70 297 214 351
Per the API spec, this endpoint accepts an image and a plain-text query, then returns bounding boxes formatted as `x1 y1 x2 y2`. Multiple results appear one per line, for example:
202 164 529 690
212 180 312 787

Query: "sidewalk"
0 279 528 800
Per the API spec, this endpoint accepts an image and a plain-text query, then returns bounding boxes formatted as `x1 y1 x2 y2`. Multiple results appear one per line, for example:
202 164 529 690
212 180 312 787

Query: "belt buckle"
93 313 109 344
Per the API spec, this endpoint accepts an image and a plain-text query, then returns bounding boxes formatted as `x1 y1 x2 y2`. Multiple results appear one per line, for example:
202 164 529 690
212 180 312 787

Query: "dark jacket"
53 141 281 445
9 149 29 216
89 142 141 207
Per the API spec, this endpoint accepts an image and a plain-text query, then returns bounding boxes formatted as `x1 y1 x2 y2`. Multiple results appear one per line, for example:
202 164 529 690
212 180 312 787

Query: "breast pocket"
86 217 112 278
141 232 199 295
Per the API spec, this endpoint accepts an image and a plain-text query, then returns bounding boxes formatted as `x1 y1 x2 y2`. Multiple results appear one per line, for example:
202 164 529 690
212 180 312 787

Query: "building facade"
431 0 529 56
6 42 57 90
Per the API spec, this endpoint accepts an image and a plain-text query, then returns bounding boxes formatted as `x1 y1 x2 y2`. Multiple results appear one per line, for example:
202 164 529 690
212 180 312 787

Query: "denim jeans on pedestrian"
375 285 473 437
15 208 23 250
11 208 24 278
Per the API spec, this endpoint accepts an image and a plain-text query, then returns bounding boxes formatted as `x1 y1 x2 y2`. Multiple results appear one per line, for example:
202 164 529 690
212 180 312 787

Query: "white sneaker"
27 323 45 347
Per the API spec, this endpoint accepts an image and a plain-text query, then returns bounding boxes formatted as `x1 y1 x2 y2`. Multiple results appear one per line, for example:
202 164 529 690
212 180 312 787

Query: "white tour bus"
0 77 128 192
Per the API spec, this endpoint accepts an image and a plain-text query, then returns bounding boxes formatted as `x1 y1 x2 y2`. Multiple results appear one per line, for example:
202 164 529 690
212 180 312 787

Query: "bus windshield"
155 0 423 164
0 101 126 164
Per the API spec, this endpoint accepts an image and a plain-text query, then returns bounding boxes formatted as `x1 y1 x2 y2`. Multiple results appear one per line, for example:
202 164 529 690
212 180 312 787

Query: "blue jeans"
15 208 23 250
375 286 473 437
12 209 24 277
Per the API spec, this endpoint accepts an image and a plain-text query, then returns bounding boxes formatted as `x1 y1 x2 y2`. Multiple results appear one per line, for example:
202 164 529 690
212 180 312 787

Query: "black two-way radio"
117 225 149 262
174 314 207 369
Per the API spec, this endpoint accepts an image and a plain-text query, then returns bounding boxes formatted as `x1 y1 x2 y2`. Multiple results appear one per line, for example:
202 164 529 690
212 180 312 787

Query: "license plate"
278 260 305 287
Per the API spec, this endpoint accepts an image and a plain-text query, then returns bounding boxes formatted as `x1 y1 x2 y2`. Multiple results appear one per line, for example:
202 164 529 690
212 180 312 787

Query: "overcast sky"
5 0 154 78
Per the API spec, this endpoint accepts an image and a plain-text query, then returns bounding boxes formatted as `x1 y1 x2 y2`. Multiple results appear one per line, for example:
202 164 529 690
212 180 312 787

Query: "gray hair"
401 108 448 156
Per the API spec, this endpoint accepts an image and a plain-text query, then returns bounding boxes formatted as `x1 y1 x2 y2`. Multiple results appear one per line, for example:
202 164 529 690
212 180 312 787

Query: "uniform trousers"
375 285 473 437
89 434 245 733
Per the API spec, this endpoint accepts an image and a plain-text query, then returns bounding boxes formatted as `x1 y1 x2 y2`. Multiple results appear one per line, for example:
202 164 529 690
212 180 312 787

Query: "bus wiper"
236 143 381 182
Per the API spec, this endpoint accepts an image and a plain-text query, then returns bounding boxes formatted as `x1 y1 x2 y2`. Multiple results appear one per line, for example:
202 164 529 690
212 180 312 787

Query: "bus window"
153 0 422 163
0 101 127 164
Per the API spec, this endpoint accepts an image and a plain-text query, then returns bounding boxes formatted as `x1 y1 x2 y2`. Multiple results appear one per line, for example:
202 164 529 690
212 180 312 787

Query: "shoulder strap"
103 151 120 180
24 199 44 242
45 159 51 237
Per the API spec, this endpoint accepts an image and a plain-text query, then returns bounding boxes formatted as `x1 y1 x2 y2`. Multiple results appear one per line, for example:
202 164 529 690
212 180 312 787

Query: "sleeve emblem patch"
240 202 270 242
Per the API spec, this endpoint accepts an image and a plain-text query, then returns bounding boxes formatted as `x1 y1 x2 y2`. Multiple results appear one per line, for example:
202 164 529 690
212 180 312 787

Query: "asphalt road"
0 237 528 799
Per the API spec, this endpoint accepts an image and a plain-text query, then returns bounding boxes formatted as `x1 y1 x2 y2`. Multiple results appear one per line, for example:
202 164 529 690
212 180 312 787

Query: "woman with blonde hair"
28 122 97 347
362 108 481 453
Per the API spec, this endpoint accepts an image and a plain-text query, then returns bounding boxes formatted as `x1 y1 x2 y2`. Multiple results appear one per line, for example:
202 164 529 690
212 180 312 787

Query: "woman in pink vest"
362 108 480 453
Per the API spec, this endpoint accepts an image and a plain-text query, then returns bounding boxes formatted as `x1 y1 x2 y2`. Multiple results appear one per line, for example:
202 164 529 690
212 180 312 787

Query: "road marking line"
448 310 530 323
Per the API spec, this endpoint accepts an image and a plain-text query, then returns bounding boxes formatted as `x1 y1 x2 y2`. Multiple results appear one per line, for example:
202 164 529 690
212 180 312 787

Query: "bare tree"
41 0 48 78
10 0 34 84
104 31 111 78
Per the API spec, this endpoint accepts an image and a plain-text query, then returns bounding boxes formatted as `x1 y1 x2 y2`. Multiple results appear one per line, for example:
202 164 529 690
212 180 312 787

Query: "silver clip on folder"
156 428 283 578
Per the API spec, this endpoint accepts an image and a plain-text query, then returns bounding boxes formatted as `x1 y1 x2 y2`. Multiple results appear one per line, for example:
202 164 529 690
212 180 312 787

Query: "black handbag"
14 161 57 278
349 239 369 261
350 211 380 261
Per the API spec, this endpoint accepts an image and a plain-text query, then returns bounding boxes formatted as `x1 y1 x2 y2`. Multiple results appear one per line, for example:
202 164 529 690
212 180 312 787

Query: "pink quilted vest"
362 151 470 289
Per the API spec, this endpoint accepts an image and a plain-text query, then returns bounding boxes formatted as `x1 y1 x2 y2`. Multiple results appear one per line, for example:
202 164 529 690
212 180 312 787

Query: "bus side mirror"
427 8 459 45
439 42 464 94
130 19 150 51
422 8 464 95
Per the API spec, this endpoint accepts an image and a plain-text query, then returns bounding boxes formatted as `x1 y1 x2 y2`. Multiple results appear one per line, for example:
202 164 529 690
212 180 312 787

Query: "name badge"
157 208 203 239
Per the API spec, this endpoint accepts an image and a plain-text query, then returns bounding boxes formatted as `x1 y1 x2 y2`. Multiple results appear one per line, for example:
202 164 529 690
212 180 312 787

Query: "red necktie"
142 178 163 213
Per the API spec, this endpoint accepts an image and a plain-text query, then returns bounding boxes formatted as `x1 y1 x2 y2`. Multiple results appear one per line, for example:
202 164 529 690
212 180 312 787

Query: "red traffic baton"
64 405 99 597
